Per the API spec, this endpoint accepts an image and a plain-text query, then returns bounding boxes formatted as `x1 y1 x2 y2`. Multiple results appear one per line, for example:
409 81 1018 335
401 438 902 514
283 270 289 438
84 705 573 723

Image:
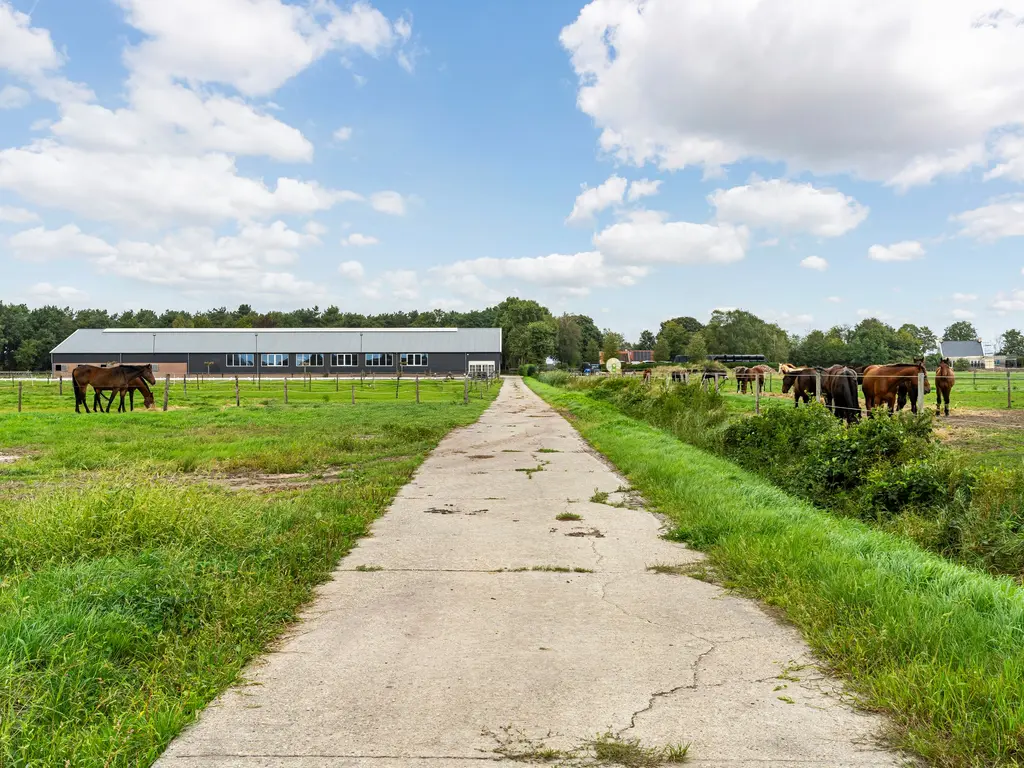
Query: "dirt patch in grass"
0 454 20 464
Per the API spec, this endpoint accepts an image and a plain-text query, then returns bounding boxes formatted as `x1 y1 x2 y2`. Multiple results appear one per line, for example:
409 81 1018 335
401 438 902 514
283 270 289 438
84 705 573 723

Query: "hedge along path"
526 377 1024 768
156 377 903 767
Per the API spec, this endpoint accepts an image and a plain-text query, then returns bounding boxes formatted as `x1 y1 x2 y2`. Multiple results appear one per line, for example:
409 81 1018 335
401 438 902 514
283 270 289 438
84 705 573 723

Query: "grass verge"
0 388 498 766
526 377 1024 768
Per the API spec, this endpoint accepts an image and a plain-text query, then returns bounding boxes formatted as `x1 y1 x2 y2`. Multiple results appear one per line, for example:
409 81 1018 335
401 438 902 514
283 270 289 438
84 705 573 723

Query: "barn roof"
939 340 984 358
52 327 502 355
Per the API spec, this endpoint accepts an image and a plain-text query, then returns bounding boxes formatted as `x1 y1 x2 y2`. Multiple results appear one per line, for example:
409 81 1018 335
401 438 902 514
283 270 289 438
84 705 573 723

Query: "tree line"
0 298 1018 371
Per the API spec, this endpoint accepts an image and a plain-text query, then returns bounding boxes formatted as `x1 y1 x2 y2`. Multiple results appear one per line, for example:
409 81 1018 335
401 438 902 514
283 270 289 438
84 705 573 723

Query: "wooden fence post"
163 374 169 411
235 376 240 407
973 370 976 390
814 371 821 403
284 378 288 404
416 376 420 403
351 384 355 405
335 375 339 392
755 379 761 415
917 371 925 413
183 375 187 396
395 376 400 399
59 375 63 396
17 380 22 412
463 376 469 404
1008 370 1013 410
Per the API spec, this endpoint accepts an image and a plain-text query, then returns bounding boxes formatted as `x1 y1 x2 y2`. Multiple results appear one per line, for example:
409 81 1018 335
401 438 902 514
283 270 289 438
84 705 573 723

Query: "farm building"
938 340 1012 369
50 328 502 377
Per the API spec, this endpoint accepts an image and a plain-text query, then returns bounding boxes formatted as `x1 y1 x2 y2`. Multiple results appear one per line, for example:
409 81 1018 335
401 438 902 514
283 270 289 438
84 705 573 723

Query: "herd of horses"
72 364 156 413
739 359 956 424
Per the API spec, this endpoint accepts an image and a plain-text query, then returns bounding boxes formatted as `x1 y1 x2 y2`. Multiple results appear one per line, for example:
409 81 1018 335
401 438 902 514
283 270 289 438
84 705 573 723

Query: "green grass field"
0 381 499 766
0 375 494 413
526 377 1024 768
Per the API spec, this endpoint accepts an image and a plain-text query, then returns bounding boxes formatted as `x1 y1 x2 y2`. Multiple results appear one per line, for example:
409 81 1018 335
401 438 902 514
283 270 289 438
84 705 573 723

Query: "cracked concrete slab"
156 377 905 767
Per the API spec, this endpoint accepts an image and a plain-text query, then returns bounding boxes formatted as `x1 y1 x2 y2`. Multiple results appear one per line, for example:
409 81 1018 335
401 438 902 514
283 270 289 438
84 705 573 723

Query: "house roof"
52 328 503 355
939 340 984 358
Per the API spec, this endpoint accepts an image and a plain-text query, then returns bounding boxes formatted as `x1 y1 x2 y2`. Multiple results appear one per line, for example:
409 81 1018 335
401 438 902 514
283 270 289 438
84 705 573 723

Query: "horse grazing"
935 358 955 416
96 378 156 412
734 366 751 393
781 367 819 407
821 365 861 423
862 360 930 415
72 364 156 413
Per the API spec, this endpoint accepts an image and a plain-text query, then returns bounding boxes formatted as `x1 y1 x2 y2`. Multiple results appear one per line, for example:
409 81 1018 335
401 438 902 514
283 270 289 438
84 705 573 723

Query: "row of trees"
0 297 1017 371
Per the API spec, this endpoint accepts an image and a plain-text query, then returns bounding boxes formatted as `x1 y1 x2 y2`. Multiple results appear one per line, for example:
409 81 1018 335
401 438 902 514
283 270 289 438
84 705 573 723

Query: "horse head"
141 364 156 385
781 372 795 394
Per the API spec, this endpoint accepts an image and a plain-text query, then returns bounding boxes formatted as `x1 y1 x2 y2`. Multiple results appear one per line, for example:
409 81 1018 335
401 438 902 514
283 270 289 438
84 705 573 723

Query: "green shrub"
537 370 571 387
517 364 538 377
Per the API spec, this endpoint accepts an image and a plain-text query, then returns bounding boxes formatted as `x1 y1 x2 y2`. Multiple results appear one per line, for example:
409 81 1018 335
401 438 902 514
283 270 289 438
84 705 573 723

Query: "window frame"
260 353 289 368
226 353 255 367
365 353 394 367
400 353 428 367
330 353 358 367
295 353 324 368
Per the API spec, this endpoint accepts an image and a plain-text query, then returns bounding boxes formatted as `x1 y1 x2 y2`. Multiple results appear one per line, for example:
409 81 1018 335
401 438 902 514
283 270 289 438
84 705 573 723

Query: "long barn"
50 328 502 378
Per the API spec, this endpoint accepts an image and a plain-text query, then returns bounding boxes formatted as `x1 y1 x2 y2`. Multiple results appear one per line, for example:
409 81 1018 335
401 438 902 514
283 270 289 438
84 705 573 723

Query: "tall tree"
657 322 688 358
601 330 626 364
636 330 656 349
660 316 704 336
999 329 1024 358
555 315 583 367
942 321 979 341
898 324 937 356
686 331 709 362
653 335 671 362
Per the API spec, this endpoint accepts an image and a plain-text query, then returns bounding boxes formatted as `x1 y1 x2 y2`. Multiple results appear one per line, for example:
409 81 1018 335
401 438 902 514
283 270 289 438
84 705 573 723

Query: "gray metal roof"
939 340 984 358
52 328 502 355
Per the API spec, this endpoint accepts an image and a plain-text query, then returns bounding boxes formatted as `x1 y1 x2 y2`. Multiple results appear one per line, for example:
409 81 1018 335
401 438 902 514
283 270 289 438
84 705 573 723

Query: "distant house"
939 339 1011 369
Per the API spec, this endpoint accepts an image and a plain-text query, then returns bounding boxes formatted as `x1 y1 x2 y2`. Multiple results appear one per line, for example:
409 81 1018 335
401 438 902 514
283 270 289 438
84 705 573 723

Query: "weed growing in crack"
645 564 693 575
556 512 583 522
354 565 383 572
590 732 689 766
777 695 795 704
492 566 594 574
537 448 561 453
516 464 545 479
485 725 689 766
590 489 610 504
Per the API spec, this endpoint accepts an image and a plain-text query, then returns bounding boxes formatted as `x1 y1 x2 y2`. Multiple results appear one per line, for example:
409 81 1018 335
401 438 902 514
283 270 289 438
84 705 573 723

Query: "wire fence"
0 373 500 413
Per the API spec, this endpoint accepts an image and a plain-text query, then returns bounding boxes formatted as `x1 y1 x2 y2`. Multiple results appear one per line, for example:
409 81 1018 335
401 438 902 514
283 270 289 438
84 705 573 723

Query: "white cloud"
341 233 379 246
984 132 1024 182
333 126 353 142
0 84 30 109
594 210 748 265
9 224 116 261
800 255 828 271
954 195 1024 241
887 144 987 191
384 269 418 300
626 178 661 202
0 145 357 226
827 296 843 303
370 190 407 216
304 221 327 237
868 241 926 262
856 308 893 320
0 3 63 77
709 178 868 237
763 310 813 328
993 290 1024 312
952 308 977 319
115 0 409 96
953 292 978 302
560 1 1024 185
338 260 365 280
566 175 627 224
433 250 647 297
0 205 39 223
28 282 87 302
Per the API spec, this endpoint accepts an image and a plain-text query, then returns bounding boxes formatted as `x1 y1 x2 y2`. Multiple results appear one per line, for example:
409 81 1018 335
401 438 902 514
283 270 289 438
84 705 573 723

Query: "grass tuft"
556 512 582 522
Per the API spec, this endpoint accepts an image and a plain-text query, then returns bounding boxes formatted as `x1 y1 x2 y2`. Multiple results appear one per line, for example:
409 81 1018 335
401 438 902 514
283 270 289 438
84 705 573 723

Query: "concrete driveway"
157 377 903 767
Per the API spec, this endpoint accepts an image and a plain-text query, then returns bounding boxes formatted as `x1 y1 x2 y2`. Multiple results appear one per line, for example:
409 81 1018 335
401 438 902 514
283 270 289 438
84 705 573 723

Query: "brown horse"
96 378 156 412
862 360 930 415
73 364 156 413
781 367 819 406
734 366 751 393
935 358 955 416
749 364 774 393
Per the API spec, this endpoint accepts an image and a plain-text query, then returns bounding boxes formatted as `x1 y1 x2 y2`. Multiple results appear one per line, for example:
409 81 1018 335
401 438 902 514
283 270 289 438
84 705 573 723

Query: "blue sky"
3 0 1024 345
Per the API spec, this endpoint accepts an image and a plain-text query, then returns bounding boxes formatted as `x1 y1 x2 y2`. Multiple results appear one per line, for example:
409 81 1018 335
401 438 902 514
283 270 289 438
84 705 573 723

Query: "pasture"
0 381 500 766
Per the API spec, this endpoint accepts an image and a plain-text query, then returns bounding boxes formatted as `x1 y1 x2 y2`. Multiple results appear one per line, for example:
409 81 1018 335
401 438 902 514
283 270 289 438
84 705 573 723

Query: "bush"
953 358 972 372
537 370 570 387
517 364 538 377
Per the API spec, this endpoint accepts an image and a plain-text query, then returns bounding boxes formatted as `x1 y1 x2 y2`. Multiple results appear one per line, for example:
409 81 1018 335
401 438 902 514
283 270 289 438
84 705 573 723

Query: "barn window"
400 353 428 366
261 353 289 367
331 353 357 367
296 353 324 367
226 353 254 367
365 353 394 367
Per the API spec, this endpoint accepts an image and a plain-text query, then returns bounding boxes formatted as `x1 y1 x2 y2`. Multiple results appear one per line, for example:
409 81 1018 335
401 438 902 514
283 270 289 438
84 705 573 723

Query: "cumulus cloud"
28 282 87 302
993 290 1024 312
0 205 39 223
626 178 661 202
868 241 926 262
594 210 748 265
566 175 627 224
0 84 30 109
341 233 379 246
710 178 868 237
800 255 828 271
560 1 1024 185
370 190 407 215
985 132 1024 182
338 260 365 280
333 125 353 142
953 292 978 302
952 308 977 319
9 224 116 261
954 195 1024 241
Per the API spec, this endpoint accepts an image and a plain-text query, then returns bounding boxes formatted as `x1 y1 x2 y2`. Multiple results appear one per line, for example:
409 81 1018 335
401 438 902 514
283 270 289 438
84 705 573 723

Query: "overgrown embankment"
527 376 1024 768
537 371 1024 578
